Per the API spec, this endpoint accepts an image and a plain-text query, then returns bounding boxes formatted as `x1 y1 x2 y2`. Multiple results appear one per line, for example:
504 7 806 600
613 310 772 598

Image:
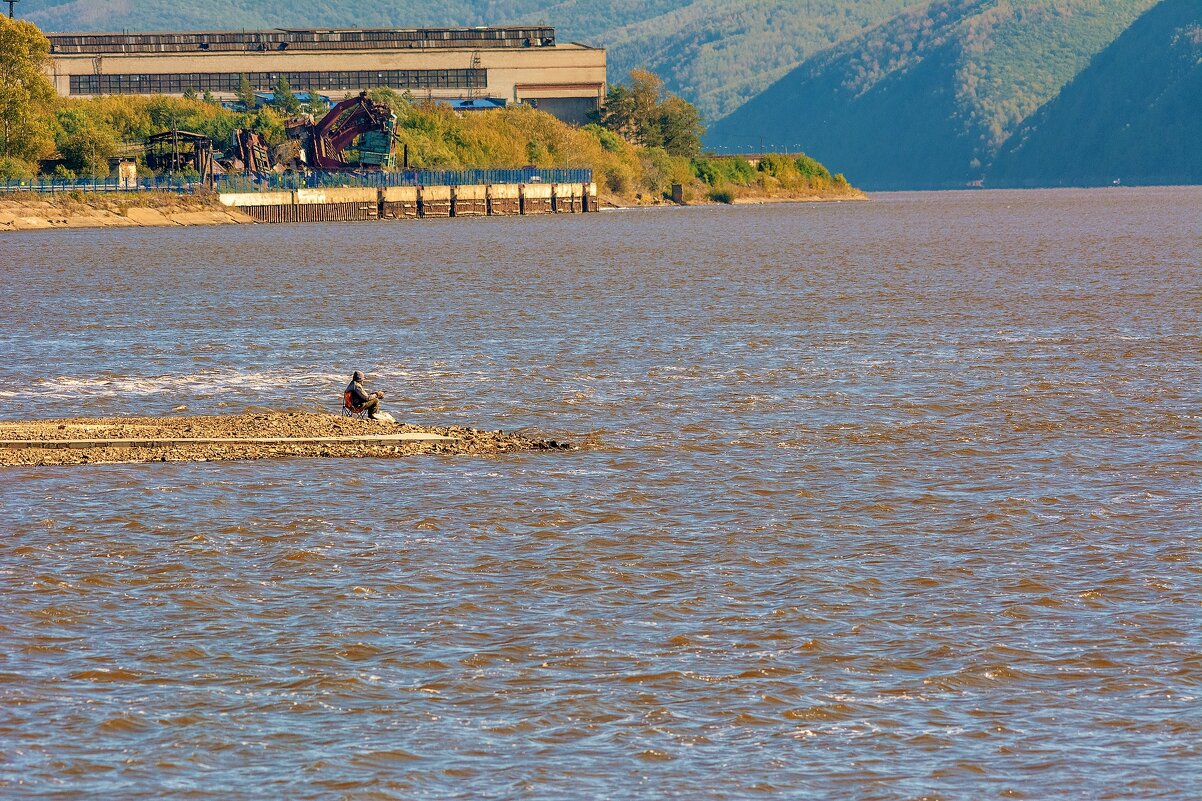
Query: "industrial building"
46 26 606 124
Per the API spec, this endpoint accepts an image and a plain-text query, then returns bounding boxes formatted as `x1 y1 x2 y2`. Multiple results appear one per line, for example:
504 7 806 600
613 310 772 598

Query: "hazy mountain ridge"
597 1 926 122
989 0 1202 186
707 0 1160 188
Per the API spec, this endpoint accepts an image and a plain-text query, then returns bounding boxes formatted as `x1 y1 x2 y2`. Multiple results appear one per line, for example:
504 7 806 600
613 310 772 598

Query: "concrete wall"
294 187 378 205
218 182 594 222
453 184 487 217
522 182 553 214
380 185 419 219
218 191 294 207
553 183 586 213
381 186 419 203
419 185 452 218
488 183 520 215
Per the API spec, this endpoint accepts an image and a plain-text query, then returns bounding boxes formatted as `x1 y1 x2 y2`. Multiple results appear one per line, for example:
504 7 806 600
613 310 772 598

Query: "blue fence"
0 169 592 196
0 176 203 195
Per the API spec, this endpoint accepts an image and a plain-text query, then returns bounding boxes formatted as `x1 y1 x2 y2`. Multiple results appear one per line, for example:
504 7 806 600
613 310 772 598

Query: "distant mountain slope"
18 0 919 121
707 0 1156 189
989 0 1202 187
596 1 925 122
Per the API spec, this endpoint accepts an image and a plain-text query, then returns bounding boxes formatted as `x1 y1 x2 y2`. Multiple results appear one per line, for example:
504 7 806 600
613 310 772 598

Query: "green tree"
54 107 118 178
202 89 219 106
366 87 411 119
236 74 257 110
308 95 330 116
0 17 57 176
598 69 703 156
272 76 301 115
182 88 198 102
245 107 286 145
658 94 703 157
598 69 664 146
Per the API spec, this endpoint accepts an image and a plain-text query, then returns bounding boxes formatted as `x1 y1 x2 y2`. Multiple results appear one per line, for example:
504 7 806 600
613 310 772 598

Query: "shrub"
583 123 625 154
0 156 37 180
708 186 735 203
692 156 755 186
54 107 118 176
794 153 831 181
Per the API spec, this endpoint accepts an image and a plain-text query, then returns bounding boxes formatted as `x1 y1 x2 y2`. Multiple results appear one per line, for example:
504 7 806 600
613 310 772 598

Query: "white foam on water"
2 368 348 401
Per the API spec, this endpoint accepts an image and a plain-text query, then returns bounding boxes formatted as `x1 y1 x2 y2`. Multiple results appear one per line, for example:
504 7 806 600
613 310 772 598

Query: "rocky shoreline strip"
0 411 572 467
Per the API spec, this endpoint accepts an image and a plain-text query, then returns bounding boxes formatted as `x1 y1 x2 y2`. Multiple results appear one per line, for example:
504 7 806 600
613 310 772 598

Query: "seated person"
345 370 384 419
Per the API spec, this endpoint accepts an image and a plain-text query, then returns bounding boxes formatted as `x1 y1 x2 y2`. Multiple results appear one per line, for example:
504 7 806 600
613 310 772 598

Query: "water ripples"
2 188 1201 799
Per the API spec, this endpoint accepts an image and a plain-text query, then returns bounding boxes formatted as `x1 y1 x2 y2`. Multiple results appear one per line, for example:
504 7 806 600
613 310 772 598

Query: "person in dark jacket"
345 370 384 419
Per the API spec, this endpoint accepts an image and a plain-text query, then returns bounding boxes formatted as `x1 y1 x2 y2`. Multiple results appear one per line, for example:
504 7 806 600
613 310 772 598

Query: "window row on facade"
49 28 555 55
69 69 488 95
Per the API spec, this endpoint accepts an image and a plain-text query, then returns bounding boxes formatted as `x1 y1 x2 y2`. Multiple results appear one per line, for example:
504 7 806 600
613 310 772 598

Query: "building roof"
254 91 331 102
47 26 565 55
438 98 508 111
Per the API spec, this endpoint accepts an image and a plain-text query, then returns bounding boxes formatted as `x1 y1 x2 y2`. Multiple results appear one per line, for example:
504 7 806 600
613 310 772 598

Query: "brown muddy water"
1 188 1200 800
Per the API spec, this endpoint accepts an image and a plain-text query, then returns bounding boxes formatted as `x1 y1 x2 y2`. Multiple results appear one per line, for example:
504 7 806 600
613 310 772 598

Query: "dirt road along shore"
0 411 572 467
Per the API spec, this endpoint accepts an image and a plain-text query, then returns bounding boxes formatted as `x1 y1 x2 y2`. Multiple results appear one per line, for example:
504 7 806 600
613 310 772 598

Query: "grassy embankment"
13 91 862 207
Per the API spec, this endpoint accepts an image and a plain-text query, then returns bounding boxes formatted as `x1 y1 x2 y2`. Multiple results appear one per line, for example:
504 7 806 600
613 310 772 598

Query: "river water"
2 188 1200 800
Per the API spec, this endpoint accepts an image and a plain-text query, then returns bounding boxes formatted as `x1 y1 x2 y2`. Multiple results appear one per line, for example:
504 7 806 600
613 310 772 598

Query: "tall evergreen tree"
236 74 257 110
272 76 301 115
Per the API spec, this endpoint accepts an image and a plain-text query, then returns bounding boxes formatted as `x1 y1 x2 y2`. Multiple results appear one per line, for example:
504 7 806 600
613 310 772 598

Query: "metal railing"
1 169 593 196
0 176 203 195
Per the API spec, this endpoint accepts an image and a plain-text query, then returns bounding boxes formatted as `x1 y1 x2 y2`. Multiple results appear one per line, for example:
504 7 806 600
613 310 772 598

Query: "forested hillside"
587 1 925 124
989 0 1202 186
18 0 921 121
707 0 1157 188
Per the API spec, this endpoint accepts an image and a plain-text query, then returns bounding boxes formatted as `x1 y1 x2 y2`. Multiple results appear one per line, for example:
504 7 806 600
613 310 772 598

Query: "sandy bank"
599 187 868 209
729 189 869 204
0 411 571 467
0 192 252 232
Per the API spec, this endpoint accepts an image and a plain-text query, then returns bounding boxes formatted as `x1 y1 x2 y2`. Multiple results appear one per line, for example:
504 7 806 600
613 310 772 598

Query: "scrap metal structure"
288 92 397 171
232 130 272 174
145 130 220 180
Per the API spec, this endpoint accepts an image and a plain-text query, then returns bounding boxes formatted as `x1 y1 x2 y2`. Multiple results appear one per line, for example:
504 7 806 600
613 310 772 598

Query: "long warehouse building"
46 26 606 124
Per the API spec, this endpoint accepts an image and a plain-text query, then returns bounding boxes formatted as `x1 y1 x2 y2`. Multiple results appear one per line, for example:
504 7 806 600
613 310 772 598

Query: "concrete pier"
522 183 553 214
219 182 597 224
453 185 488 217
488 184 521 215
419 185 452 218
555 182 587 213
380 186 419 219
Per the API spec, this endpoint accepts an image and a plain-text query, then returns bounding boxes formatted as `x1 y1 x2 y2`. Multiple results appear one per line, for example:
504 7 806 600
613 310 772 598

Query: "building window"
69 68 487 95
